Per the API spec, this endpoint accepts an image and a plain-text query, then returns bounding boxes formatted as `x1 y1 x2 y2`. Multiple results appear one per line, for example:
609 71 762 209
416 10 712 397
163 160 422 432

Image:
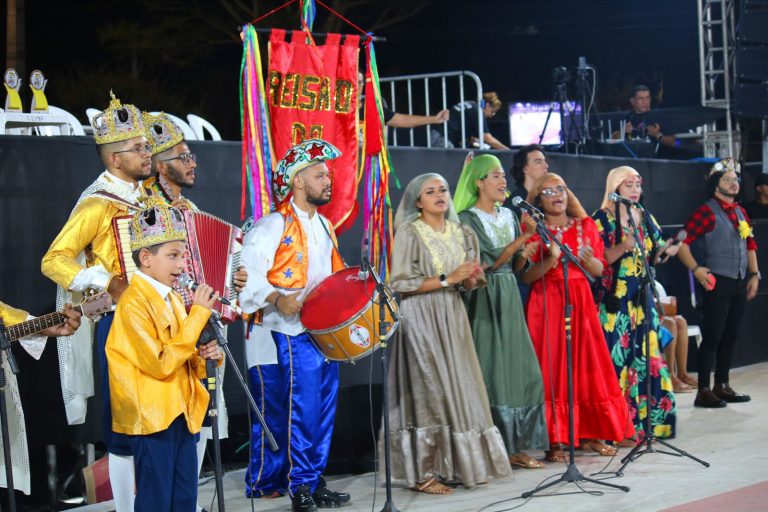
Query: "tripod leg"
521 475 567 498
578 476 630 493
654 439 710 467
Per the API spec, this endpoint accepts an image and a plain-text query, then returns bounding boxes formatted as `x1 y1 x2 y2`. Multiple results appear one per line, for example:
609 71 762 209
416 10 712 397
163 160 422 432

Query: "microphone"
511 197 550 248
359 230 370 281
657 229 687 263
511 196 544 220
608 192 644 210
178 274 242 315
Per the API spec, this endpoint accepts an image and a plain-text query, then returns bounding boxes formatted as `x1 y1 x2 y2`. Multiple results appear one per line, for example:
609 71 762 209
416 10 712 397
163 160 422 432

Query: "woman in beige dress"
380 173 512 495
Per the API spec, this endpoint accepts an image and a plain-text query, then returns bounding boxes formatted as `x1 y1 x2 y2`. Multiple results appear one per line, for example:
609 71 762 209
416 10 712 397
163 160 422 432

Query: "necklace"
546 217 575 239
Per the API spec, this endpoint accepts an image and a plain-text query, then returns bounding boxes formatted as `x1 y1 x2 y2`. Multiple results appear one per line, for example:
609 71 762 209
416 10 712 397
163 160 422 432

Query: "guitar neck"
4 307 80 342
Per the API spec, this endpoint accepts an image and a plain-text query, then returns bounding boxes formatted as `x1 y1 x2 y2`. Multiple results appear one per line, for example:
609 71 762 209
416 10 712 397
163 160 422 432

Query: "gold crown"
92 91 145 145
129 197 188 252
709 157 741 176
143 112 185 155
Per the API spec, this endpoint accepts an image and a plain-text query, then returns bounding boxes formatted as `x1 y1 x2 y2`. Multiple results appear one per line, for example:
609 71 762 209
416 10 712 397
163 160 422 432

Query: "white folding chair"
688 325 703 349
149 111 197 140
47 106 86 136
186 113 222 141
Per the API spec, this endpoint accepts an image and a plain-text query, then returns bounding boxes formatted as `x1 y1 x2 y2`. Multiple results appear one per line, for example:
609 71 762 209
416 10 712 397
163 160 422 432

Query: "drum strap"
318 215 348 268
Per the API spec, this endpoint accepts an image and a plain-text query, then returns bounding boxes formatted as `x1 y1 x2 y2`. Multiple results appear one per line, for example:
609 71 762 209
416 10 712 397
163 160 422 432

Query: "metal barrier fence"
378 70 484 148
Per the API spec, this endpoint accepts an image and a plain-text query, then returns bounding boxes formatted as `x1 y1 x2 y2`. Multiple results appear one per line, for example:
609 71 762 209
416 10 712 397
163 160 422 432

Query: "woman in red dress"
520 173 630 462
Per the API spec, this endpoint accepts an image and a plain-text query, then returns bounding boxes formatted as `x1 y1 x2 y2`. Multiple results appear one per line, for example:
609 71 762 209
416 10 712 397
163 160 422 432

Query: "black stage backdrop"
1 136 766 483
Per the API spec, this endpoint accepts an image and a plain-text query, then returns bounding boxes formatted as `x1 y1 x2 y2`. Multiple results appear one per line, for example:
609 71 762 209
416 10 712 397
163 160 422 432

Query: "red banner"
268 30 360 231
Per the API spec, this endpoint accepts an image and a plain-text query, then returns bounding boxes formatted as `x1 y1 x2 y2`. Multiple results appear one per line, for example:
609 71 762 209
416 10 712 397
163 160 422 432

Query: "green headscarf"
453 153 503 213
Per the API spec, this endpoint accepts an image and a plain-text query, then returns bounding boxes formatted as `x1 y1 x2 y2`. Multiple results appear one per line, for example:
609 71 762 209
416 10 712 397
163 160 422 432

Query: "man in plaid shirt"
677 158 760 408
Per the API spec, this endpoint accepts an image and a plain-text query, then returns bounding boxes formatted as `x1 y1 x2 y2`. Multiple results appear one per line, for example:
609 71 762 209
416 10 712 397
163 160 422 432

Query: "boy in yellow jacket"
106 201 222 511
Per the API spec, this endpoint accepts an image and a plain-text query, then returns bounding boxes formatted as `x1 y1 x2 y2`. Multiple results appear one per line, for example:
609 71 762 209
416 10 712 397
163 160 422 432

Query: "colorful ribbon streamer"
240 25 275 221
361 37 398 279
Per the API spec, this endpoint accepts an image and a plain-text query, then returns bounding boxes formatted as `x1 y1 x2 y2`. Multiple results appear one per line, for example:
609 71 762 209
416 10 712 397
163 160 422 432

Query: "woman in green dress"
381 173 512 495
454 154 549 469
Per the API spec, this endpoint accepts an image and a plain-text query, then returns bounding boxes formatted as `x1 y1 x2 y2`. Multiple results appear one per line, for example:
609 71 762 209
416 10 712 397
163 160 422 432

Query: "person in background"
620 85 675 147
655 280 697 393
744 173 768 220
507 144 549 215
448 91 510 150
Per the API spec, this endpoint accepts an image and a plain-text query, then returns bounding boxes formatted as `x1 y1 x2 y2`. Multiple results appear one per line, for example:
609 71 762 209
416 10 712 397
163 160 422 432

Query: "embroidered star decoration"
284 150 298 165
296 251 304 263
283 268 293 278
307 143 325 159
282 235 294 246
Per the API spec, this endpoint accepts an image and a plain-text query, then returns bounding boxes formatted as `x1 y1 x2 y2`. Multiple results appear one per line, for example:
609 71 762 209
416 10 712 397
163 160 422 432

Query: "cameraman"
622 85 676 147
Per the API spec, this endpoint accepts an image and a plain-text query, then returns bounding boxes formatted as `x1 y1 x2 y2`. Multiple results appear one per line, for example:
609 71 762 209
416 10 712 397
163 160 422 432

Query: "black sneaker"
291 485 318 512
314 476 351 507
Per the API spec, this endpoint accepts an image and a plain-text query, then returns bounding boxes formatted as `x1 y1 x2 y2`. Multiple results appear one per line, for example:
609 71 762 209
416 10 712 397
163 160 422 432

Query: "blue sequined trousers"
245 331 339 496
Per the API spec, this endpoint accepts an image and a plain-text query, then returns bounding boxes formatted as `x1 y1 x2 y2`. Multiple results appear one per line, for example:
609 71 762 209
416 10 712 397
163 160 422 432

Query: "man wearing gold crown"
142 111 247 512
41 92 152 511
677 158 761 408
239 139 350 512
142 112 198 209
107 200 222 512
0 302 80 496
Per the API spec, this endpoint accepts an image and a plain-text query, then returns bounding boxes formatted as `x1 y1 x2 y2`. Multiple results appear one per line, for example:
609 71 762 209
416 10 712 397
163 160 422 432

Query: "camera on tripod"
551 66 572 88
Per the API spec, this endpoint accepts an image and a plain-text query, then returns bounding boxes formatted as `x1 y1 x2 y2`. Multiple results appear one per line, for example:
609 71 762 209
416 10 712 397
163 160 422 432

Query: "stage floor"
77 362 767 512
193 361 768 512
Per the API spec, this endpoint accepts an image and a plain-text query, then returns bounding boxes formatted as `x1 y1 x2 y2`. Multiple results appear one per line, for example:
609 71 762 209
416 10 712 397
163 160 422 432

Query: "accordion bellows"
114 209 243 323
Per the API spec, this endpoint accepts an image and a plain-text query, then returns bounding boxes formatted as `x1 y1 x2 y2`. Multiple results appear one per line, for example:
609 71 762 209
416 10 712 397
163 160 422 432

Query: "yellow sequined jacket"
0 301 28 327
105 275 214 435
41 196 133 290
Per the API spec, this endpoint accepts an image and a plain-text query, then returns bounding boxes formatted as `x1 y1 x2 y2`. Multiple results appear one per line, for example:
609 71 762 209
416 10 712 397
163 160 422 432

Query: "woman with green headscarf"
455 153 550 469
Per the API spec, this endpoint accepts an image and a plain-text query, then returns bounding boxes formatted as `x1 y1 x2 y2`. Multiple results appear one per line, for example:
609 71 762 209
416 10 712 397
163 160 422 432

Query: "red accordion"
113 209 243 323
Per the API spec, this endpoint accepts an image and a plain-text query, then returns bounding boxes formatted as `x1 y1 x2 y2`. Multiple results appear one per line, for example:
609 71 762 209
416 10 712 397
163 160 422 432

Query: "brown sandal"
545 447 567 463
617 438 638 448
581 439 618 456
509 452 545 469
681 375 699 387
412 477 452 495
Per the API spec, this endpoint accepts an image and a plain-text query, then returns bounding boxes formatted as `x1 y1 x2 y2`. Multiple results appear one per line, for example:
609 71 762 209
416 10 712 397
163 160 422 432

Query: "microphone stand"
521 218 629 499
0 320 19 512
199 312 280 512
614 208 709 475
360 247 401 512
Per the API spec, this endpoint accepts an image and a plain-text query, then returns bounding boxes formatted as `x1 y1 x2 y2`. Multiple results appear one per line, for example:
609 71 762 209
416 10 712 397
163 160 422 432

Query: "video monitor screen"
508 102 582 146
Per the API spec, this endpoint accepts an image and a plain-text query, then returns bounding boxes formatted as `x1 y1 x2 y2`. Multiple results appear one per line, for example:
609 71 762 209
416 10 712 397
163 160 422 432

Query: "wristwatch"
439 274 450 287
749 271 762 281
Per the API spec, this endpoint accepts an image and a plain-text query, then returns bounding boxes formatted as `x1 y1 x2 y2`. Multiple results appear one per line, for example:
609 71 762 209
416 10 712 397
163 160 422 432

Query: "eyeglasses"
721 176 741 185
161 153 197 166
113 143 152 155
541 185 568 197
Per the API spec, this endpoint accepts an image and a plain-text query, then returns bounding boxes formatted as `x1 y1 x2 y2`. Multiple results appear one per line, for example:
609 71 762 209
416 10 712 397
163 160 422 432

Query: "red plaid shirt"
682 197 757 251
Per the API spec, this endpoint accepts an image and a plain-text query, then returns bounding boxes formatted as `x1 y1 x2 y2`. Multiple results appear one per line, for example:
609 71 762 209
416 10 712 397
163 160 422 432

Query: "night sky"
8 0 700 140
